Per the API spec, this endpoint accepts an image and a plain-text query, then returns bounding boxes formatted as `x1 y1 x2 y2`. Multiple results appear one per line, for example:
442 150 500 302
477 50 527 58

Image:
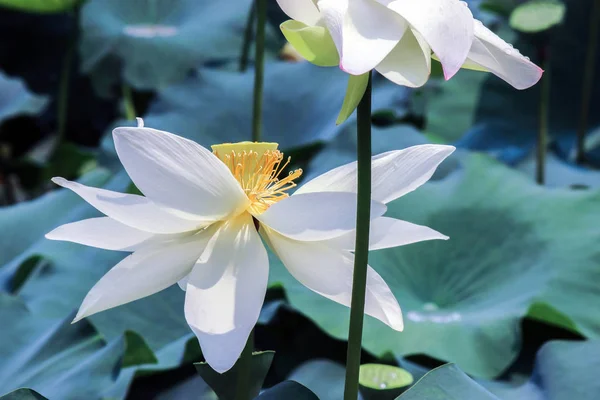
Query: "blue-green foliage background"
0 0 599 398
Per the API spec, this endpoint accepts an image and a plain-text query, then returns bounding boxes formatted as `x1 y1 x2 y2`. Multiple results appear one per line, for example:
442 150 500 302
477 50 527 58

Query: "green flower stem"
239 2 256 72
234 329 255 400
576 0 600 164
537 47 550 185
343 71 373 400
252 0 267 143
122 84 136 121
233 1 267 396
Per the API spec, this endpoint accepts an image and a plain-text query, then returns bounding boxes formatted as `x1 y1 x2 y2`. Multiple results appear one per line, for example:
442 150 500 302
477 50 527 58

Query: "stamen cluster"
214 149 302 214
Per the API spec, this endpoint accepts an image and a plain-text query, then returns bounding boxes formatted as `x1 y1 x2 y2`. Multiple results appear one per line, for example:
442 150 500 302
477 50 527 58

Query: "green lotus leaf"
80 0 253 89
0 70 48 123
484 340 600 399
270 154 600 377
510 0 566 33
0 294 124 400
100 62 408 153
400 364 498 399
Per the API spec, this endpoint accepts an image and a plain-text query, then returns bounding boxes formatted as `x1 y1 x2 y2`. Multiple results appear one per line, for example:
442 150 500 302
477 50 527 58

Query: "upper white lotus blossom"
277 0 543 89
46 120 454 373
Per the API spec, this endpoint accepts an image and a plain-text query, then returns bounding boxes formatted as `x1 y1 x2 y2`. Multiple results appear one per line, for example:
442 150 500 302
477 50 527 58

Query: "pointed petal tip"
71 314 84 324
51 176 67 186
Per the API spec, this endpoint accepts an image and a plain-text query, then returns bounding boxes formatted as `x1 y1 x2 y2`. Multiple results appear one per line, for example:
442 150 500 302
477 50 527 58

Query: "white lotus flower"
277 0 543 89
46 120 454 373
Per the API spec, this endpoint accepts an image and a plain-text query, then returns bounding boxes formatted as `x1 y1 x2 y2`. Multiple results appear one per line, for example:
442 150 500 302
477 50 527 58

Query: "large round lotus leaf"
101 62 408 152
484 340 600 399
269 154 600 378
0 294 124 400
79 0 252 89
0 70 48 123
0 169 202 398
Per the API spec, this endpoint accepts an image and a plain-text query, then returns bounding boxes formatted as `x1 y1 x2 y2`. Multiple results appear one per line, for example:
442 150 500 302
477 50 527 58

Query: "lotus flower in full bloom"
46 120 454 372
277 0 543 89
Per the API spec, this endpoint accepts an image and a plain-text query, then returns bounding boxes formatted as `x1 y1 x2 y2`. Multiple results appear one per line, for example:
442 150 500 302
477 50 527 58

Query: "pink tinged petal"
51 177 205 234
265 227 403 331
295 145 455 204
319 0 408 75
45 217 160 251
465 20 543 90
73 231 211 322
256 192 387 242
376 28 432 88
324 216 448 251
184 213 268 373
113 127 249 221
380 0 474 80
276 0 321 26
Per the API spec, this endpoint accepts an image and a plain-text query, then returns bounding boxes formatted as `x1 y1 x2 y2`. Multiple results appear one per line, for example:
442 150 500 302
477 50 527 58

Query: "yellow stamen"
212 142 303 215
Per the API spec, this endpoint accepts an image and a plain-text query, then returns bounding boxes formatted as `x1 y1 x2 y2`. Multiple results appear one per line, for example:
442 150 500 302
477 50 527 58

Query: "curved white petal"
113 127 249 221
185 213 268 373
277 0 321 26
464 20 543 90
177 276 189 291
73 231 211 322
376 28 431 88
324 216 448 251
319 0 407 75
46 217 161 251
295 145 455 204
52 177 204 234
265 227 403 331
256 192 387 242
380 0 474 79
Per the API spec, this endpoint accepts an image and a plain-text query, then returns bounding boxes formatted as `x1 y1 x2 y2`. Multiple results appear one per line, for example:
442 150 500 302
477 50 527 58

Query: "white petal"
376 28 431 88
464 20 543 90
265 227 403 330
45 217 159 251
295 145 455 204
324 216 448 251
256 192 387 242
113 127 249 221
52 177 205 234
380 0 474 79
277 0 321 26
73 231 211 322
185 213 268 373
319 0 408 75
177 276 189 291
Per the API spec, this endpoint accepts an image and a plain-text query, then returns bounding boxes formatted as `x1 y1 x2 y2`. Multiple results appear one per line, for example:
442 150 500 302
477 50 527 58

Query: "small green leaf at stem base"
337 73 370 125
194 351 274 400
280 20 340 67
